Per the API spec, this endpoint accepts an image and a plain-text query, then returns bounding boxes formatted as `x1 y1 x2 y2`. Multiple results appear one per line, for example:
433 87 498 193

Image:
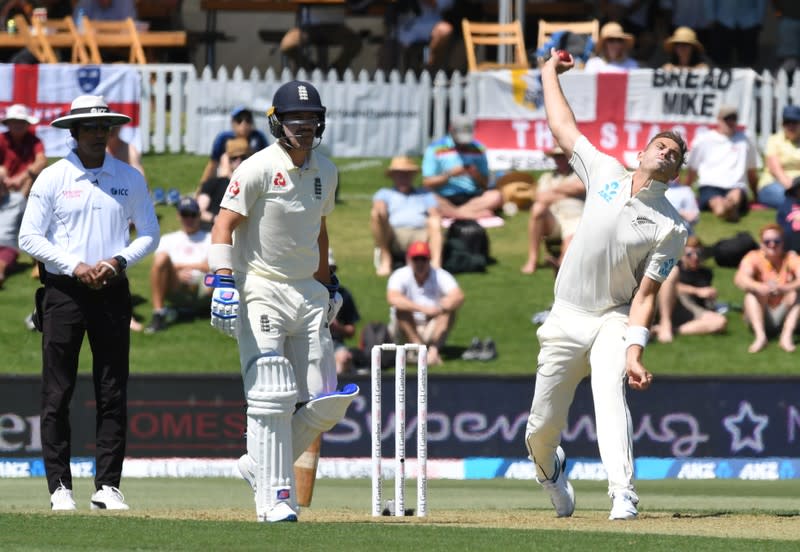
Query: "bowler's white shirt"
387 265 459 324
18 151 159 276
220 142 337 280
554 136 687 312
687 129 758 190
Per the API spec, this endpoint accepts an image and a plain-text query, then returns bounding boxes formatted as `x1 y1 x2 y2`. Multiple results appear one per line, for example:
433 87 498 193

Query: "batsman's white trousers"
237 274 337 403
526 300 635 495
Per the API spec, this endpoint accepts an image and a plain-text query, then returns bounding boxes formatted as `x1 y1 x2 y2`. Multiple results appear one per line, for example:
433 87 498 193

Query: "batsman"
207 80 358 522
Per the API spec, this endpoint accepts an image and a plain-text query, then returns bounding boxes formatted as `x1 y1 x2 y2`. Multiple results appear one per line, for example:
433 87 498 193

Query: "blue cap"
230 105 252 119
783 104 800 123
177 195 199 215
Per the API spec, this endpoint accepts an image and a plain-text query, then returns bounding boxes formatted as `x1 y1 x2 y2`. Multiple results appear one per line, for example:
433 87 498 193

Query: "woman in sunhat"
584 22 638 73
661 26 709 71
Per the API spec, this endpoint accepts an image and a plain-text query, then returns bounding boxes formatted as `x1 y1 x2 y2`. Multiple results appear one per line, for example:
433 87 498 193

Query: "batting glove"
324 273 343 325
205 274 239 339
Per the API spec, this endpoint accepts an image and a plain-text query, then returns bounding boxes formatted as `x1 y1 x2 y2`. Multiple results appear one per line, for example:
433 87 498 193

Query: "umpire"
18 95 159 511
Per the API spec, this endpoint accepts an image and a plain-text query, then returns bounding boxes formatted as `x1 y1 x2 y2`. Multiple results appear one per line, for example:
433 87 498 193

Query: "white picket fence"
136 64 800 156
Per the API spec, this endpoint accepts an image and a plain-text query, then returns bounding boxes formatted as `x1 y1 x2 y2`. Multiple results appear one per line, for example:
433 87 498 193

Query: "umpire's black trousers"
40 274 131 494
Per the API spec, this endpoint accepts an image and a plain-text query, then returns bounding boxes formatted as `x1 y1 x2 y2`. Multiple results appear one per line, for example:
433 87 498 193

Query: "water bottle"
6 18 16 35
75 8 85 32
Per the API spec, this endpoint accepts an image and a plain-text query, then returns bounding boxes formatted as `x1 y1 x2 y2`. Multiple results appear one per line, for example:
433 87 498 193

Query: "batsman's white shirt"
554 136 687 313
220 142 337 280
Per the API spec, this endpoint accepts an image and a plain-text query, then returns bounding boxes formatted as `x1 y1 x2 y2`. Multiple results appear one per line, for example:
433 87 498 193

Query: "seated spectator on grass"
421 115 502 221
145 196 210 333
371 155 442 276
197 137 251 227
521 147 584 274
197 107 268 189
0 169 25 288
584 22 638 73
661 26 709 71
0 104 46 197
777 176 800 253
685 105 758 222
387 241 464 366
757 104 800 209
654 236 727 343
734 223 800 353
327 249 361 375
665 179 700 235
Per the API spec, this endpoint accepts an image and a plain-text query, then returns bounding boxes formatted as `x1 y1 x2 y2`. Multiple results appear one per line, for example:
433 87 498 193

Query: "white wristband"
625 325 649 349
208 243 234 273
99 261 117 275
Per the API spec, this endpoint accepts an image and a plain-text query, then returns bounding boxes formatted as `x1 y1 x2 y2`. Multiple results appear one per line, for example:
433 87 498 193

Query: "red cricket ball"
556 50 571 62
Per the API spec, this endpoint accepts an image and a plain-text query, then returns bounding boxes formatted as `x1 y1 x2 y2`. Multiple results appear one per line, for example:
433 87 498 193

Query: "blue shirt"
209 130 269 162
712 0 766 29
421 135 489 198
373 187 437 228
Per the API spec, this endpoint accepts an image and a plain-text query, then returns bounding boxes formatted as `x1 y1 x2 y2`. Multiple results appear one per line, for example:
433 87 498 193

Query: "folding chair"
30 16 90 64
461 19 529 72
82 16 147 64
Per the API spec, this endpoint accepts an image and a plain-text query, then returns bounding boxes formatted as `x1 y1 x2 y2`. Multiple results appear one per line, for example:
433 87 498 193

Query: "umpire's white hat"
51 95 131 129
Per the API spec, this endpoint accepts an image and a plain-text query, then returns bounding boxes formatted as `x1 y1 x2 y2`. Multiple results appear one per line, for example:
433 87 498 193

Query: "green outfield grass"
1 153 796 377
0 478 798 550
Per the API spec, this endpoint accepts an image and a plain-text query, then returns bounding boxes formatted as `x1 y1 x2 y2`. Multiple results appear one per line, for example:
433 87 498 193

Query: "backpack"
442 220 490 274
710 231 759 267
358 321 395 369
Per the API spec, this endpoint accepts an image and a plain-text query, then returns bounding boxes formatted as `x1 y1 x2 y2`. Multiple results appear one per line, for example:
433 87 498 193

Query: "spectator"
421 114 502 221
707 0 766 69
661 26 709 71
387 240 464 366
0 104 46 197
17 94 159 511
734 223 800 353
197 137 251 227
660 0 714 48
327 248 361 375
197 107 268 189
381 0 455 73
777 176 800 253
584 22 639 73
773 0 800 74
665 179 700 234
106 126 145 177
520 147 585 274
0 169 25 287
371 155 442 276
685 105 758 222
73 0 137 21
598 1 654 61
654 236 727 343
757 104 800 209
145 196 210 334
280 5 362 75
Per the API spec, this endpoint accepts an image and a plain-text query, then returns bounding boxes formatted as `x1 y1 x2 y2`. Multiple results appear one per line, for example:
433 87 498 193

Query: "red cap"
407 241 431 259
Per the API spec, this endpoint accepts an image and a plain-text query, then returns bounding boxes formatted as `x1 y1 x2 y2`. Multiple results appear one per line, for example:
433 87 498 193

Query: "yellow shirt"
758 131 800 190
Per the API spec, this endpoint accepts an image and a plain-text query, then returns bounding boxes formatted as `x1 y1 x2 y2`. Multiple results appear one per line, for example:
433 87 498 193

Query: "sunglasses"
723 115 738 122
233 115 253 124
763 238 782 246
179 211 199 218
411 256 429 262
79 122 112 132
684 250 700 258
230 154 249 162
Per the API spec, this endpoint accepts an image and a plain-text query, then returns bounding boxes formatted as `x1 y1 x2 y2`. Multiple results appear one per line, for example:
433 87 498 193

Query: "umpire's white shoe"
538 446 575 517
609 490 639 520
51 484 76 511
90 485 130 510
237 454 257 493
262 502 298 523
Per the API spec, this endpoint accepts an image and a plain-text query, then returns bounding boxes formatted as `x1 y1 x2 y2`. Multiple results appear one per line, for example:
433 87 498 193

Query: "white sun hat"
51 95 131 129
2 104 39 125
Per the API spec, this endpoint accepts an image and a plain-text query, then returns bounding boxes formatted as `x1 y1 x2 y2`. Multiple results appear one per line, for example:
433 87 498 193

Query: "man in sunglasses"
145 196 211 333
18 95 159 511
734 223 800 353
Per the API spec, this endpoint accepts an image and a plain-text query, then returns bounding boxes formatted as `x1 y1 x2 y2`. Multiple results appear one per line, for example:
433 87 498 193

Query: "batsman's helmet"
267 80 326 141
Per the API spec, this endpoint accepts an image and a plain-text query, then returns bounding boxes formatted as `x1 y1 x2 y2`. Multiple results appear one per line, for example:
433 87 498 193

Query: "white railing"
137 65 800 157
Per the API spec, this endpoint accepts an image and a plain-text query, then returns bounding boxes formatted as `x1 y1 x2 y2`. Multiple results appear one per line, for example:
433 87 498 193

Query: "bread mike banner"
472 68 757 171
0 64 141 158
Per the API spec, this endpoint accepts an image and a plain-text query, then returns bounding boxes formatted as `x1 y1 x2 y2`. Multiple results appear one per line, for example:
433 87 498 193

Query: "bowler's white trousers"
526 299 635 494
237 274 337 402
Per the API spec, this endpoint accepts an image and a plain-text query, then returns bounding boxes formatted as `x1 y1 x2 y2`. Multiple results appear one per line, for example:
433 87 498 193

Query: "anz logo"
597 180 620 203
111 188 129 196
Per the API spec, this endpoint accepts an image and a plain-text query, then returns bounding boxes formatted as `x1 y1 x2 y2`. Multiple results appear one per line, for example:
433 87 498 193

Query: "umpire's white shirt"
220 143 337 280
554 136 687 312
18 151 159 275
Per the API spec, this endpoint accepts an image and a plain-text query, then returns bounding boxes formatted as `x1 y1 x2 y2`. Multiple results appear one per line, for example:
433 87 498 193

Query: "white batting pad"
292 383 359 461
245 354 298 520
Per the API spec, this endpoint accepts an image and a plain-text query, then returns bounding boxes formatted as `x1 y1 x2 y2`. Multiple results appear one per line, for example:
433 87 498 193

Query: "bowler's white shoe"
90 485 130 510
237 454 256 493
51 484 76 511
261 502 298 523
538 446 575 517
609 490 639 520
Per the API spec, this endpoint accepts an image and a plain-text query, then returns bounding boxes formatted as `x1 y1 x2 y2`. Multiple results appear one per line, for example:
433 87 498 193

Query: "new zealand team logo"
598 180 621 203
273 172 286 187
77 66 101 93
